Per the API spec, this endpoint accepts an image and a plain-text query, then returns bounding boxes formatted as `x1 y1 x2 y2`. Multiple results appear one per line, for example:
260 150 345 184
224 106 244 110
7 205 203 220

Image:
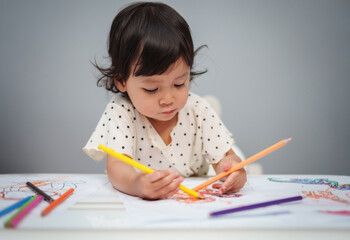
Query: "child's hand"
134 170 184 200
212 152 247 195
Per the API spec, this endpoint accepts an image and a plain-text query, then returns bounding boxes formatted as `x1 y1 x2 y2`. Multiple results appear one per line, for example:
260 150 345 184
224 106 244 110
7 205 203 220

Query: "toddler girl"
83 2 246 199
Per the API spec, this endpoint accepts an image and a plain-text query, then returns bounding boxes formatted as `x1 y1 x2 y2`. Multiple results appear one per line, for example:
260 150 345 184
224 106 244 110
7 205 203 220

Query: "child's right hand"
134 170 184 200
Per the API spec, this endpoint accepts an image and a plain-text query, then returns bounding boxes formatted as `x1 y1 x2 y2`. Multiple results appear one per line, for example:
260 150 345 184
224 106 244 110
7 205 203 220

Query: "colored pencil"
0 196 32 217
98 144 203 199
26 181 53 203
210 195 303 217
192 138 292 192
8 195 43 228
41 188 74 216
4 195 37 227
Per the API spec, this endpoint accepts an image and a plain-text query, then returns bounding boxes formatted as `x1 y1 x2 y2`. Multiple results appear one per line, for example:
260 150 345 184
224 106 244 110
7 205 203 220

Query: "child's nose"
160 92 174 105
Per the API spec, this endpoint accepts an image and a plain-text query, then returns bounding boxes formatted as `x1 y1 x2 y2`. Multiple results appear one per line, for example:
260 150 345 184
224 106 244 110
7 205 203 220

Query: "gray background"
1 0 349 175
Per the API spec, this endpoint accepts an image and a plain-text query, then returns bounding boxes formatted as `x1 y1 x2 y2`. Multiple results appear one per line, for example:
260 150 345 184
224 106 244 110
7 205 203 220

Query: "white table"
0 174 349 240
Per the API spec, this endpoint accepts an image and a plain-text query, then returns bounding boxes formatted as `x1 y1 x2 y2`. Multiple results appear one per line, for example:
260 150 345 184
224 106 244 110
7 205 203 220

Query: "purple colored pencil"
210 195 303 217
8 195 43 228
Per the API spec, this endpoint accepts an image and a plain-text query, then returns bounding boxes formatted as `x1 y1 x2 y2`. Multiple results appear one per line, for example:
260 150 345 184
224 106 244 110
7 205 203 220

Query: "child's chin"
159 114 178 122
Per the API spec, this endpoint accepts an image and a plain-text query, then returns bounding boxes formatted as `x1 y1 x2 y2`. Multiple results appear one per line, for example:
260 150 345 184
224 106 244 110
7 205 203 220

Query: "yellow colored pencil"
98 144 202 199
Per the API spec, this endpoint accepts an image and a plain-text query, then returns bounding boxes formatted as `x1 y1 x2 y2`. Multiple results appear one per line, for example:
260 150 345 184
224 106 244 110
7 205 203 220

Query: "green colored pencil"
4 196 37 228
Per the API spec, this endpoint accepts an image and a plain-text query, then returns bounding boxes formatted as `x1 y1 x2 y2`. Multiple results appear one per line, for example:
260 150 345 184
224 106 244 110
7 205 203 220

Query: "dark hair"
94 2 207 93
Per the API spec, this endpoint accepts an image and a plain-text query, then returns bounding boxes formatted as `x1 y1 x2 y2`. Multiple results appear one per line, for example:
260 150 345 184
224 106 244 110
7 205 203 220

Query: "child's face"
116 57 190 123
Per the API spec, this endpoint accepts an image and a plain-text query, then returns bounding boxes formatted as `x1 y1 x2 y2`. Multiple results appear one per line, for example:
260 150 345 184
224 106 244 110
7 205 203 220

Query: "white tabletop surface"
0 174 349 240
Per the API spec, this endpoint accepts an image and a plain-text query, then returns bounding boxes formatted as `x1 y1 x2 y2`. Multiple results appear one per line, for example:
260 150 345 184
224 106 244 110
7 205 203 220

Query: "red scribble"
172 192 216 204
200 188 243 198
0 176 72 201
319 210 350 216
172 187 242 204
302 189 349 204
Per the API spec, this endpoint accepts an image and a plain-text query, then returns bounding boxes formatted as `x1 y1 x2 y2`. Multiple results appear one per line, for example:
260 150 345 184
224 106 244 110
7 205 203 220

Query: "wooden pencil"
210 195 303 217
41 188 74 216
4 196 37 228
192 138 292 192
8 195 43 228
26 181 53 203
0 196 32 217
98 144 203 199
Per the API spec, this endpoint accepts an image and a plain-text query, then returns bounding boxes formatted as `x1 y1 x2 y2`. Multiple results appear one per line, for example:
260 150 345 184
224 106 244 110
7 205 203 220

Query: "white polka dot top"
83 92 235 177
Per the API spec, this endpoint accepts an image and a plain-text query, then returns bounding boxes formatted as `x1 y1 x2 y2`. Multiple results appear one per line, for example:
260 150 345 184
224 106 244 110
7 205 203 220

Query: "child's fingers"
147 170 172 183
152 171 181 192
140 170 183 199
212 183 222 189
165 176 184 198
222 163 231 171
220 170 246 194
155 176 184 199
218 161 234 182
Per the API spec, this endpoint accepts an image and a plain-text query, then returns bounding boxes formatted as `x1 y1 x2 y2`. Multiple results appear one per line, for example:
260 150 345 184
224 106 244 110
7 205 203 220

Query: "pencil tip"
285 137 292 143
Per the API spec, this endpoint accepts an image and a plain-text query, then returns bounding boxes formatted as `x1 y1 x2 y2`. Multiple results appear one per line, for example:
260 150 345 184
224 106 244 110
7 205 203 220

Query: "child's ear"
114 79 127 92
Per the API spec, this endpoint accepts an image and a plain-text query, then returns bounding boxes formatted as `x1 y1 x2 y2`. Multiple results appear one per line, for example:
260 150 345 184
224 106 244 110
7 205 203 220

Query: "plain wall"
1 0 349 175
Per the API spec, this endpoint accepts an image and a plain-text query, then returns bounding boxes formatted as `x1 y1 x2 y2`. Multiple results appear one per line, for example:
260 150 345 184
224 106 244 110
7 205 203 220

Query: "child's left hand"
212 150 247 195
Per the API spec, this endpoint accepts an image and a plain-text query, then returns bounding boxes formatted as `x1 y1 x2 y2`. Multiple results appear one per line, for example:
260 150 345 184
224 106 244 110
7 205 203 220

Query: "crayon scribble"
267 178 350 190
301 189 349 204
172 187 243 204
0 177 83 201
319 210 350 216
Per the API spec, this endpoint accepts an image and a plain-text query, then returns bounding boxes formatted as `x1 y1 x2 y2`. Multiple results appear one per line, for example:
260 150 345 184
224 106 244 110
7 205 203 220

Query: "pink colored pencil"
8 195 43 228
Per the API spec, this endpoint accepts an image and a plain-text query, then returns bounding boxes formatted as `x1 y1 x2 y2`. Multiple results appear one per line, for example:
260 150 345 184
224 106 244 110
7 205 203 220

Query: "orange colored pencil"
41 188 74 216
192 138 292 192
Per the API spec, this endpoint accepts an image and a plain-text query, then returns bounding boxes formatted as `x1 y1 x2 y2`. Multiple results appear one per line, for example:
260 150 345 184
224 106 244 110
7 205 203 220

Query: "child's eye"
144 88 158 93
174 83 185 88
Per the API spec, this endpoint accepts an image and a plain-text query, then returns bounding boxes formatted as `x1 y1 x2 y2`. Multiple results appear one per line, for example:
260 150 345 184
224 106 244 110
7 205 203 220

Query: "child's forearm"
106 154 142 196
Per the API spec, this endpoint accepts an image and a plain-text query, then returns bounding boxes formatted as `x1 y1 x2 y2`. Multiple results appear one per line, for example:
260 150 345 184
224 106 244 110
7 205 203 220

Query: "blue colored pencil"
8 195 43 228
210 196 303 217
4 196 37 227
0 196 32 217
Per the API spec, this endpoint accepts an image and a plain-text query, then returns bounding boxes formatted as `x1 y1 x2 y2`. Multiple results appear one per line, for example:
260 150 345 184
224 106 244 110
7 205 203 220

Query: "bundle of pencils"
1 181 74 228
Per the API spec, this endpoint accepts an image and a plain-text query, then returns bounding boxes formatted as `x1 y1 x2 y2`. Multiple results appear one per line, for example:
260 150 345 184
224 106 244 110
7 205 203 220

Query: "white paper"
116 175 350 229
0 174 109 215
0 174 349 230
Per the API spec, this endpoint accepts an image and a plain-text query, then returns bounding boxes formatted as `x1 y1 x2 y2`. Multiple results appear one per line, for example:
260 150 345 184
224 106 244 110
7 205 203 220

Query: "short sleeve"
200 100 235 164
83 100 136 161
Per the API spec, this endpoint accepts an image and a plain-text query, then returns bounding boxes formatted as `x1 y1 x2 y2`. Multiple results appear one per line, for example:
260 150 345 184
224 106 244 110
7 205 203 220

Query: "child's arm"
107 154 184 199
211 149 247 195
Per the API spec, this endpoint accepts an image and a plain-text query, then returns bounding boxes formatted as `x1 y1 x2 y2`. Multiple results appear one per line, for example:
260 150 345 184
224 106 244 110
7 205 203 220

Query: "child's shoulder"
186 92 211 108
102 94 138 118
107 94 134 110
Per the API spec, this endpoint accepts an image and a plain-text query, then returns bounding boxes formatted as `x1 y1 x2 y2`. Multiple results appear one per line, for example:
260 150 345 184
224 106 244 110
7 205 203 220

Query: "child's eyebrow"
140 72 190 83
175 72 190 79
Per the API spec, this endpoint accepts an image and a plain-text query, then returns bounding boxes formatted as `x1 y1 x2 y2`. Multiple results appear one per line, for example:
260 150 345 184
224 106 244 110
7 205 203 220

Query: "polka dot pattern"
83 92 235 177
